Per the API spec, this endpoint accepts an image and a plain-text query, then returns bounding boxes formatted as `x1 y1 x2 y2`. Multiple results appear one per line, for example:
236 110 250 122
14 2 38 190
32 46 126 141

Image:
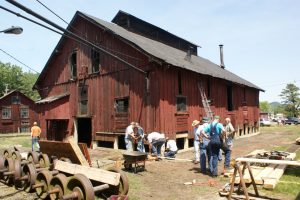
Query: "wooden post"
228 163 238 200
184 137 188 149
236 163 249 200
246 162 259 196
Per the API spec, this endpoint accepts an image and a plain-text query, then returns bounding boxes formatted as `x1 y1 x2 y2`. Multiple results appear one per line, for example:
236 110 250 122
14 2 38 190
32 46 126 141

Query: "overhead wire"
0 48 39 73
34 0 143 62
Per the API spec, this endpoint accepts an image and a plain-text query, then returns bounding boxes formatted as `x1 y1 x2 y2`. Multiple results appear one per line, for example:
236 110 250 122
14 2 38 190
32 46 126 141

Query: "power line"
0 48 39 73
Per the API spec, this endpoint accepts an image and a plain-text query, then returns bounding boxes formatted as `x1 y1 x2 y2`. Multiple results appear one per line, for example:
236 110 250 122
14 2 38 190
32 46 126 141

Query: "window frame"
114 97 129 114
20 107 29 119
176 95 187 112
2 107 12 119
91 49 100 73
69 50 77 79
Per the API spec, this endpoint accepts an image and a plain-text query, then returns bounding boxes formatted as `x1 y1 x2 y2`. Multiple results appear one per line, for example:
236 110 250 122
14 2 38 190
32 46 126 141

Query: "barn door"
114 97 129 132
76 117 92 147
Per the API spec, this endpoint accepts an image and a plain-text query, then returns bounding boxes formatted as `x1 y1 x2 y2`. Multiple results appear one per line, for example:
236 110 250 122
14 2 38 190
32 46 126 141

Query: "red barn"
0 90 38 133
34 11 263 149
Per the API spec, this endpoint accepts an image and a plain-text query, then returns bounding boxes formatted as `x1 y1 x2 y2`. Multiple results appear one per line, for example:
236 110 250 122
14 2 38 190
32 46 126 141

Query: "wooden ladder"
197 82 213 121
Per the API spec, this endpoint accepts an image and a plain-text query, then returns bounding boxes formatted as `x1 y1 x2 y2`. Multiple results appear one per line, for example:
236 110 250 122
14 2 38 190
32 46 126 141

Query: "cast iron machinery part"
48 173 69 200
19 163 37 192
0 156 5 170
0 158 15 185
102 167 129 197
38 154 51 168
62 174 109 200
3 149 12 158
34 169 53 199
27 151 40 164
11 151 22 161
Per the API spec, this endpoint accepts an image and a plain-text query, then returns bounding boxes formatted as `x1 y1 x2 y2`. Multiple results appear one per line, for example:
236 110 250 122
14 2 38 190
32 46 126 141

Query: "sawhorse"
228 161 259 200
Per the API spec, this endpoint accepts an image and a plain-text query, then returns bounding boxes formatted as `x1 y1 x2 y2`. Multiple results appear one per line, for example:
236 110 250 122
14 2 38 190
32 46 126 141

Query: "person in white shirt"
164 138 178 158
124 122 136 151
145 132 166 157
192 120 201 164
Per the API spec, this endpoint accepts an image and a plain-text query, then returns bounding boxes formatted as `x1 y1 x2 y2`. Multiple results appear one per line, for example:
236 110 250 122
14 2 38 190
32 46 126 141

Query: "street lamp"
0 26 23 34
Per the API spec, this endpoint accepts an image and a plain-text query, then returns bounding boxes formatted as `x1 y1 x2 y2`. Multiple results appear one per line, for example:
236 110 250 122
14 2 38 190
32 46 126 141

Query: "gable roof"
0 90 35 103
35 11 264 92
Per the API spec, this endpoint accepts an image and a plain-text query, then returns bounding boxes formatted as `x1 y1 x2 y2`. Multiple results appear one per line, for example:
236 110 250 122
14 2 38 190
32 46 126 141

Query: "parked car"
260 118 271 126
283 117 299 125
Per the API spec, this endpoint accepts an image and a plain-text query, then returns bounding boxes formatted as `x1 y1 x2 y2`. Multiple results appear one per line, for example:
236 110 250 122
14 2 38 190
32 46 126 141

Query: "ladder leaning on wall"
197 82 214 121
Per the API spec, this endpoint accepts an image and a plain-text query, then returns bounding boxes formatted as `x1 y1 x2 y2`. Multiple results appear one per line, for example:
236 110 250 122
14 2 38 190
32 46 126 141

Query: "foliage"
259 101 271 112
0 61 40 100
279 83 300 117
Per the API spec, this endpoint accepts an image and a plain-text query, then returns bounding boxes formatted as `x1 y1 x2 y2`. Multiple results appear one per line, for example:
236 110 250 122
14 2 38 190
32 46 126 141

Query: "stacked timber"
231 149 296 190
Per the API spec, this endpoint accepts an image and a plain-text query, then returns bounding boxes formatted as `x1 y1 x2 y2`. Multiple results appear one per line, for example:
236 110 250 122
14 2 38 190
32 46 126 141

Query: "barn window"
227 84 233 111
2 107 11 119
20 107 29 118
78 85 88 115
176 96 187 112
11 96 20 104
69 51 77 79
115 98 129 113
91 49 100 73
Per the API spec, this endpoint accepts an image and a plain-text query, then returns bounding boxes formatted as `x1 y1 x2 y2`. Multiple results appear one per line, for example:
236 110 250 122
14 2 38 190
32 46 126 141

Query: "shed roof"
35 93 69 104
81 12 263 91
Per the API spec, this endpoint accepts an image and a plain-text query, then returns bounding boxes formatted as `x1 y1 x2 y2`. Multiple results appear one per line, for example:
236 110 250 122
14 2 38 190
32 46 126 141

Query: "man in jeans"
145 132 166 157
198 117 210 173
223 117 235 171
202 116 225 177
31 122 41 152
192 120 201 164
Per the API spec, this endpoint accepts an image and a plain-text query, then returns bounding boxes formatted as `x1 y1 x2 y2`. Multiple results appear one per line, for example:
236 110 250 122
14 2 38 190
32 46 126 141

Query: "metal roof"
80 12 263 91
35 93 69 104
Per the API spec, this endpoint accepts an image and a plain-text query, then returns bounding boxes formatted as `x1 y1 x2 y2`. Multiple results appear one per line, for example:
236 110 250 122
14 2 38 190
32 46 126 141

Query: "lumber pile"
230 149 296 190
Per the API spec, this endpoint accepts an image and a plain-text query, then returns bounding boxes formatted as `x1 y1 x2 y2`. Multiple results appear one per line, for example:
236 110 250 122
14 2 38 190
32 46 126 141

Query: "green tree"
279 83 300 117
259 101 271 112
0 61 40 100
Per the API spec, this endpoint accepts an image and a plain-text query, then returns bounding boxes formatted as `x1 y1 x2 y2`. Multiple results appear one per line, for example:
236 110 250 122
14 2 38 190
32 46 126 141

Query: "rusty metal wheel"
102 167 129 197
22 163 37 192
11 151 22 161
2 158 15 185
49 173 68 200
35 170 53 199
59 157 72 163
65 174 95 200
38 154 50 168
3 149 12 158
27 151 39 164
0 156 5 170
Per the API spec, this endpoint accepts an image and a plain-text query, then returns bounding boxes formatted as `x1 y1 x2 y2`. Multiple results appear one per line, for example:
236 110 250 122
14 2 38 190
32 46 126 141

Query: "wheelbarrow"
122 151 147 173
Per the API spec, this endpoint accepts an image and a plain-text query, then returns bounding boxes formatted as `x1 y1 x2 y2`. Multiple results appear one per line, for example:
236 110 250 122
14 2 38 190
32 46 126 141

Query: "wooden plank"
236 158 300 166
67 137 89 166
254 164 277 185
263 165 286 189
78 143 92 166
243 166 264 183
40 140 88 165
54 160 120 186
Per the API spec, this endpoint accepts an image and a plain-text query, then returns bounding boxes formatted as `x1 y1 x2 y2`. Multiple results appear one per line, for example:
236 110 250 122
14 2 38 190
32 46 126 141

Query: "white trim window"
2 107 12 119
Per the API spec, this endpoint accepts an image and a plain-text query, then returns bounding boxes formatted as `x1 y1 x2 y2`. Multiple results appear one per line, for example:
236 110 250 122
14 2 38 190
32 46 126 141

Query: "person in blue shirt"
202 115 225 177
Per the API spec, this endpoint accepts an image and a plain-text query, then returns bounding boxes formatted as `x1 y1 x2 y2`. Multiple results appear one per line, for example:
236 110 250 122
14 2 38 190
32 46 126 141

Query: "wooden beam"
263 165 286 189
236 158 300 166
54 160 120 186
67 137 89 166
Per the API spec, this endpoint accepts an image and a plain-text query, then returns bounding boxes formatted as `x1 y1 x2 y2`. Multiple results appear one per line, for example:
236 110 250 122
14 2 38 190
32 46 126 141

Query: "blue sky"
0 0 299 102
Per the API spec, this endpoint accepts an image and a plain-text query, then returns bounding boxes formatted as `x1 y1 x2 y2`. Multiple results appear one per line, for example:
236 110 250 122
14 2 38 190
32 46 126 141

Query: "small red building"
0 90 38 133
34 11 263 149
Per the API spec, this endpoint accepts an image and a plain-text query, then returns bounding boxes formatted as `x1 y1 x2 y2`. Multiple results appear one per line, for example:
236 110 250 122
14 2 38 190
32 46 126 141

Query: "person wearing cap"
202 115 226 177
125 122 136 151
192 120 201 164
31 122 41 152
198 117 211 174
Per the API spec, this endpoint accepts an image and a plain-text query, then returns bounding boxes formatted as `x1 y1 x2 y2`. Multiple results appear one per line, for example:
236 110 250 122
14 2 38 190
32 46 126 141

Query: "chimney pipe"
219 44 225 69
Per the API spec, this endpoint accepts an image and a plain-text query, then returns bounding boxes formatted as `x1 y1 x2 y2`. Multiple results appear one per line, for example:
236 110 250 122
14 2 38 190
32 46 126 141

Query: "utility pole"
4 84 9 95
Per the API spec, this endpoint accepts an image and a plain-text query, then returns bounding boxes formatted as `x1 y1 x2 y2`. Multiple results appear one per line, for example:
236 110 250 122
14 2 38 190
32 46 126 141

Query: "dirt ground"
0 126 299 200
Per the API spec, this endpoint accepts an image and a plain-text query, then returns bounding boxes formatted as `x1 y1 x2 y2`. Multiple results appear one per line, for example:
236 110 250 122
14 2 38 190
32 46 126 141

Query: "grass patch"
272 166 300 199
0 136 31 149
126 173 150 200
